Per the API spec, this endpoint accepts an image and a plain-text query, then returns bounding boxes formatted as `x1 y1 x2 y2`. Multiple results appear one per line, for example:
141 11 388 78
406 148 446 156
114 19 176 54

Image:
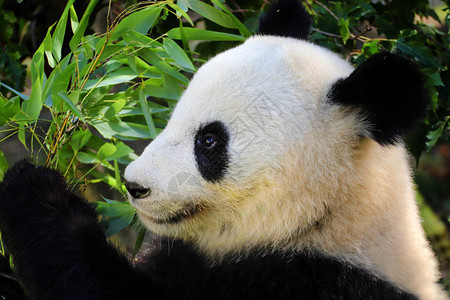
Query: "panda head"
124 0 428 255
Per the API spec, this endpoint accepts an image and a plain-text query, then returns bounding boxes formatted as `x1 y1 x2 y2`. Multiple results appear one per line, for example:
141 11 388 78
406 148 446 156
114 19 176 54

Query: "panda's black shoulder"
139 239 416 299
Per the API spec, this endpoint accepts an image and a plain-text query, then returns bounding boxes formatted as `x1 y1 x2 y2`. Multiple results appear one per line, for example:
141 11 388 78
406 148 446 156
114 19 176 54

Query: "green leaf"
52 0 76 62
167 2 194 26
57 91 84 121
96 200 135 217
178 19 193 63
96 200 135 237
185 0 235 28
109 142 134 161
105 98 127 120
132 227 147 258
77 151 98 164
361 40 380 57
424 70 444 87
126 56 161 78
69 5 79 33
30 42 44 83
210 0 251 37
102 213 135 238
144 85 180 100
94 142 132 164
139 87 157 139
396 38 441 69
0 96 20 125
18 122 27 149
92 119 157 140
25 29 48 120
110 6 162 41
167 27 245 41
0 150 8 181
44 54 73 105
0 82 29 100
122 29 162 48
70 130 92 152
97 142 117 161
339 18 350 44
163 38 195 71
44 25 56 68
139 49 189 84
97 45 124 62
426 117 449 151
25 74 43 120
162 73 182 99
83 67 137 90
69 0 99 52
177 0 188 12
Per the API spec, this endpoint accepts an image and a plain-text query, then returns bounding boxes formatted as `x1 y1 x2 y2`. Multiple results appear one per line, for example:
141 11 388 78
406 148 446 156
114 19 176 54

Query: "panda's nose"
125 181 151 199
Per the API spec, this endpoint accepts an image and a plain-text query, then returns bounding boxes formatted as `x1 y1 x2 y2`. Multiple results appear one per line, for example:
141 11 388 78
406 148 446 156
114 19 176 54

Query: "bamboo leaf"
167 2 194 26
52 0 76 62
25 74 43 120
110 6 162 41
57 91 84 121
83 67 138 90
92 119 158 140
185 0 235 29
96 201 135 237
70 130 92 152
44 25 56 68
69 0 99 52
0 96 20 125
0 150 8 181
167 27 245 41
97 142 117 161
105 98 127 120
139 49 189 84
163 38 195 71
69 5 79 33
139 86 157 139
18 122 27 149
210 0 251 37
43 54 73 104
396 38 441 69
0 82 29 100
339 18 350 44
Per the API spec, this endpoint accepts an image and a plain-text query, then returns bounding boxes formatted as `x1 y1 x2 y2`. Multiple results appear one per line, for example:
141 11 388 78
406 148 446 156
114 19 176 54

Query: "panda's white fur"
125 36 446 299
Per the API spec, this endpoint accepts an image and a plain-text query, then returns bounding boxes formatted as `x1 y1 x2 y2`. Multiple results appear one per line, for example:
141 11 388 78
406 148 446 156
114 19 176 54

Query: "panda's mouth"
149 204 204 224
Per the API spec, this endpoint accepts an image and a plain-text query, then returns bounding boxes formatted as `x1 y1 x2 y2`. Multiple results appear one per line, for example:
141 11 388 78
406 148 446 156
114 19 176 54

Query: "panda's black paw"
0 160 98 240
1 159 69 200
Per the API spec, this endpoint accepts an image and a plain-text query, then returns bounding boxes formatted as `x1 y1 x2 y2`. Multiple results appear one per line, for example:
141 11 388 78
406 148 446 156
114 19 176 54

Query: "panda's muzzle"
125 181 151 199
152 204 204 224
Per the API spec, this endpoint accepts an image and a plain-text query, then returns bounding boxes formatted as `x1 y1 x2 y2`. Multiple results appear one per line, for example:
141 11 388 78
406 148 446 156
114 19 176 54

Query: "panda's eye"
203 135 216 148
194 121 230 182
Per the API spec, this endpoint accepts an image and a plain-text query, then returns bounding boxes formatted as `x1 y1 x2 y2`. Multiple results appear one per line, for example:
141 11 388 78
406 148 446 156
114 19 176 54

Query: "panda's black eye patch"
194 121 229 182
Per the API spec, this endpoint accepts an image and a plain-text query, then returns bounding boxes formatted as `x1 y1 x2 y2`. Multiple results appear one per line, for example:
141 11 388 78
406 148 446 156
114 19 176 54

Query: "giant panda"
0 0 446 299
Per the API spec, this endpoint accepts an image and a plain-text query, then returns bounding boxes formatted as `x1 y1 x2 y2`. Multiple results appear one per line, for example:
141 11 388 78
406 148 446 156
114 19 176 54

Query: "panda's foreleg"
0 160 166 299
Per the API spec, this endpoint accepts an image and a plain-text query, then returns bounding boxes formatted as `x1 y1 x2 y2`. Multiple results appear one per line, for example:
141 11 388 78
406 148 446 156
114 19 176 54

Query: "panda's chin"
137 204 204 225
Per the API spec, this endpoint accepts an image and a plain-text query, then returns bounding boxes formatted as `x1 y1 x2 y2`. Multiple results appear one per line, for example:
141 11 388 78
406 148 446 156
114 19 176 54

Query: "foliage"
0 0 448 265
0 0 249 242
306 0 449 161
0 0 28 93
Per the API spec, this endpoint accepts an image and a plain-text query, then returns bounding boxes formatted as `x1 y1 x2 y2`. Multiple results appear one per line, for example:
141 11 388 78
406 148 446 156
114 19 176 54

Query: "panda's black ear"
258 0 311 40
328 52 429 145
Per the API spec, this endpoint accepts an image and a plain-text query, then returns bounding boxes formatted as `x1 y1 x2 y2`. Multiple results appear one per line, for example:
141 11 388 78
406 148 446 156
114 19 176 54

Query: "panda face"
124 36 359 248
